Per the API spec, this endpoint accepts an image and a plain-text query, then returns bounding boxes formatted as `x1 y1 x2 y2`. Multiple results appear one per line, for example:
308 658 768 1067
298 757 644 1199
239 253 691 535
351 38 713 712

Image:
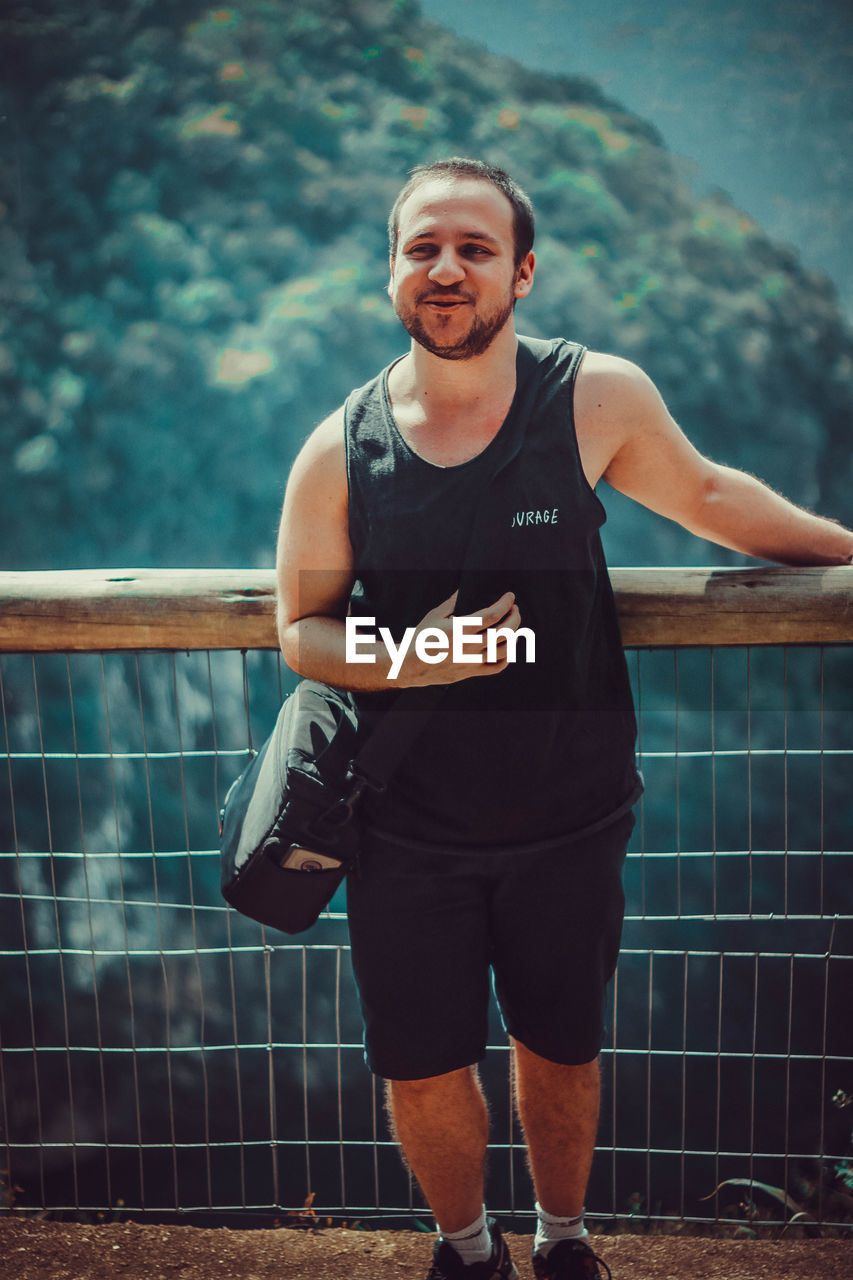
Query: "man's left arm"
575 352 853 565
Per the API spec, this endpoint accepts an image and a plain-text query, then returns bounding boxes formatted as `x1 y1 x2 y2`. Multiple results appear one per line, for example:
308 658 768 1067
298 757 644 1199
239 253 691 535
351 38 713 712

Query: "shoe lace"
578 1242 612 1280
546 1239 612 1280
590 1250 612 1280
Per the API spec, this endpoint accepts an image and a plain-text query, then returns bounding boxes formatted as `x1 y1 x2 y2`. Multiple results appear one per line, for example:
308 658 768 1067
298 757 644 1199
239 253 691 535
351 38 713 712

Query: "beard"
393 285 517 361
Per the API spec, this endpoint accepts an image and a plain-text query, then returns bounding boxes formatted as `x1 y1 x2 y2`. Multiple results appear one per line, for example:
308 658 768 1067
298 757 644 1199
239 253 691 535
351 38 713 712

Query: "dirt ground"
1 1221 851 1280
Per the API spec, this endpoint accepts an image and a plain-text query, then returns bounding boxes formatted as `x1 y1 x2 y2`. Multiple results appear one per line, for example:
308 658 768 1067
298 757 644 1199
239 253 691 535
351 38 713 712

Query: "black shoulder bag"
219 679 444 934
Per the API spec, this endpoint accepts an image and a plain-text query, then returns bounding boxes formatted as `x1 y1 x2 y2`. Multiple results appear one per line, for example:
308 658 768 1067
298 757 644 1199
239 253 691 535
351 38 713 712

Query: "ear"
513 251 535 300
387 253 396 296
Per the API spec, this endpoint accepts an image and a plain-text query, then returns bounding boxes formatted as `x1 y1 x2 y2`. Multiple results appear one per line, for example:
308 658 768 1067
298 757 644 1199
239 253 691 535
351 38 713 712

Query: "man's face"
388 177 535 361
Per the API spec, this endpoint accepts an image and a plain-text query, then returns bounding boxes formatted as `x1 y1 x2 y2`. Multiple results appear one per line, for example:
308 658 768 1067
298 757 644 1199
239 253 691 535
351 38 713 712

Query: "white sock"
439 1206 493 1265
534 1202 588 1257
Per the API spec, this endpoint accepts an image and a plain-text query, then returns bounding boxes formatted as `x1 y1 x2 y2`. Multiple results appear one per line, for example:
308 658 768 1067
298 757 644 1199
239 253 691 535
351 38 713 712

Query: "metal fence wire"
0 643 851 1228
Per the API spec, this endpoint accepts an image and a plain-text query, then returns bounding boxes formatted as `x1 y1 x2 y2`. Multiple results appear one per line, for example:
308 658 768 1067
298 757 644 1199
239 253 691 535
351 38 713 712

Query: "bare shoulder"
574 351 667 487
279 404 349 545
575 350 661 424
290 404 347 488
277 404 352 590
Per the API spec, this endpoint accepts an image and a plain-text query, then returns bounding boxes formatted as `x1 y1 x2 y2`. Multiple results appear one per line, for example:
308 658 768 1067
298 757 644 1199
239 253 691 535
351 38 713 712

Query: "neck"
395 322 519 409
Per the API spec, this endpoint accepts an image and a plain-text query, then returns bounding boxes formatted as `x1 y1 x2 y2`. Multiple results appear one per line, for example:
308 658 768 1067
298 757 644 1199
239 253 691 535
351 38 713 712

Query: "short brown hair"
388 157 535 267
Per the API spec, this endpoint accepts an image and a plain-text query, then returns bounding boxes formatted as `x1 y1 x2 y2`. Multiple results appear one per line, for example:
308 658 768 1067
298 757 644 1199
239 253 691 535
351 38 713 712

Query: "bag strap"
347 681 446 793
345 339 545 796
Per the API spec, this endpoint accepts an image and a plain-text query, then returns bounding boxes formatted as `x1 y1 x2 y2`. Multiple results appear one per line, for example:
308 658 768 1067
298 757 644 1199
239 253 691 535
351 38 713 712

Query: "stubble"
393 286 517 361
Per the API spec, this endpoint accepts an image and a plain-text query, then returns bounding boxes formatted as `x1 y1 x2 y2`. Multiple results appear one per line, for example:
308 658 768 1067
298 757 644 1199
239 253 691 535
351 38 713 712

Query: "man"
276 158 853 1280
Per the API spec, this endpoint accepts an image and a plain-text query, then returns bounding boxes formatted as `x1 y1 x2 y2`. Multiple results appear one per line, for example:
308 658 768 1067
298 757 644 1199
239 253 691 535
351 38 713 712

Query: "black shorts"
346 810 634 1080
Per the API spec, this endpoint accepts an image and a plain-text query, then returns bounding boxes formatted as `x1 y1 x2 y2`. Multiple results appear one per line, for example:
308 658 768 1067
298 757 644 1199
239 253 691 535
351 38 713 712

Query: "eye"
405 243 436 258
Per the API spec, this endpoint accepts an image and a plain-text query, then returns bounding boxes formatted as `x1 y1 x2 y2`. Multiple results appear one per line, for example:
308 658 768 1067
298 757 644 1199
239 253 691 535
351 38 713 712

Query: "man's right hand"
398 589 522 686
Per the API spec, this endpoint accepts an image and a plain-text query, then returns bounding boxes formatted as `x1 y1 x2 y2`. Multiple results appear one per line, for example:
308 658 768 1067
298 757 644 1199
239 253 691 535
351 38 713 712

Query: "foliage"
1 0 851 570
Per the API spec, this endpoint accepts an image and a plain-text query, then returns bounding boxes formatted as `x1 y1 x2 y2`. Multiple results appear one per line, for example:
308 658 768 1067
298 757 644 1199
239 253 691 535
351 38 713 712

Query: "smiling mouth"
422 297 470 309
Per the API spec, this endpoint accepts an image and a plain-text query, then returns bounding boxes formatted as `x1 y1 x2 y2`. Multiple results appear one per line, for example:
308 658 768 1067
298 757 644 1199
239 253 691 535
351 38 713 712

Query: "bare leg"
512 1038 600 1217
386 1065 489 1233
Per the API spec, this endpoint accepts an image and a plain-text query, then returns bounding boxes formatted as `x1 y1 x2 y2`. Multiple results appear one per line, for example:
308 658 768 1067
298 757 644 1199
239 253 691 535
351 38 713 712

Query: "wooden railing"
1 565 852 651
1 565 851 1226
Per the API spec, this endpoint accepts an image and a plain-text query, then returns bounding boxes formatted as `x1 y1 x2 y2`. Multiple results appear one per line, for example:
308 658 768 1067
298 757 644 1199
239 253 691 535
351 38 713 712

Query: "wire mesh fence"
1 641 851 1229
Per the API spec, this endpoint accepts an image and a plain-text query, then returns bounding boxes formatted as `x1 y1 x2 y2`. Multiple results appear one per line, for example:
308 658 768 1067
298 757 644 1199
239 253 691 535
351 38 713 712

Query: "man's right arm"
276 409 521 689
276 408 390 689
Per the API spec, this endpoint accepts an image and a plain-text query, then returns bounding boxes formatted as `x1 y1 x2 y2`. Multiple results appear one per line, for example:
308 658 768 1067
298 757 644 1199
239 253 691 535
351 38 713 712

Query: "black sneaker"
426 1219 519 1279
532 1237 612 1279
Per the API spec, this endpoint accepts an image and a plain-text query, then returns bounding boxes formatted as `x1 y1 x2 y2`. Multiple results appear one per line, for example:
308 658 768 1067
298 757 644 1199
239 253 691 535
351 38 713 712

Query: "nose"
428 246 465 286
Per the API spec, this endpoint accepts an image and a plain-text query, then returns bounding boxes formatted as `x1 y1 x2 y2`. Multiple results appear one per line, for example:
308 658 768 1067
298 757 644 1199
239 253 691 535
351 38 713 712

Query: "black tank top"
345 334 641 851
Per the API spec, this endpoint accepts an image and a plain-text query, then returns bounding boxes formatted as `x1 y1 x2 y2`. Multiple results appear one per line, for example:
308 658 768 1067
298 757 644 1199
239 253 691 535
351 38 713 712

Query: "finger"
470 592 516 629
478 601 521 636
429 589 459 620
499 603 522 632
466 615 521 662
